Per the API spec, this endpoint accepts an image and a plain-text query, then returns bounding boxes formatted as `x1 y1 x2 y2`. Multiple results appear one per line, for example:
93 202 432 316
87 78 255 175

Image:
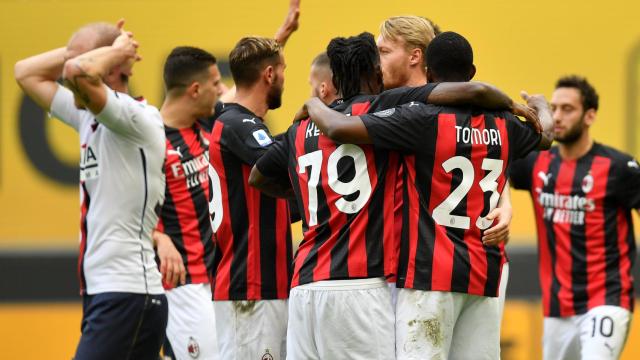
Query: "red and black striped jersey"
255 85 437 288
510 143 640 316
360 102 542 297
158 118 215 288
208 103 292 300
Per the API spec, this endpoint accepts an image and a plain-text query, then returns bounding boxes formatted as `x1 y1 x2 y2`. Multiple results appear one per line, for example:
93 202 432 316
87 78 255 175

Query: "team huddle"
14 1 640 359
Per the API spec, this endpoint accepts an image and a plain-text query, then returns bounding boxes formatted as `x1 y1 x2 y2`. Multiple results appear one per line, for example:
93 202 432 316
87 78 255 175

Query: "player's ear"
319 82 327 99
468 64 476 81
264 65 275 85
584 108 597 127
426 67 434 83
187 81 200 98
409 48 422 66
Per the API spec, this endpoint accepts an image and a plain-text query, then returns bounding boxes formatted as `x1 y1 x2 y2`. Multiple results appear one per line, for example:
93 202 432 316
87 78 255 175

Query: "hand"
292 104 309 123
112 19 141 63
482 206 512 246
274 0 301 46
520 91 550 114
155 231 186 287
512 102 542 133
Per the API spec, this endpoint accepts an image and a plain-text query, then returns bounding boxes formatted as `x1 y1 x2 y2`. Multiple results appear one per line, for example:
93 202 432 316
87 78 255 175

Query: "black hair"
555 75 599 111
426 31 474 81
163 46 217 91
326 32 382 99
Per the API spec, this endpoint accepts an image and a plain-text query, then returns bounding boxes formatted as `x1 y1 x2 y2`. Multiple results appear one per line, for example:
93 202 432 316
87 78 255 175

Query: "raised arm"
273 0 301 47
305 97 371 144
220 0 300 104
14 47 67 111
62 29 139 115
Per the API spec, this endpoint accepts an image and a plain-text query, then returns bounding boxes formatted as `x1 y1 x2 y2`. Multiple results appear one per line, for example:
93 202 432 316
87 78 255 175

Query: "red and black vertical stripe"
163 126 213 285
209 121 291 300
289 97 397 287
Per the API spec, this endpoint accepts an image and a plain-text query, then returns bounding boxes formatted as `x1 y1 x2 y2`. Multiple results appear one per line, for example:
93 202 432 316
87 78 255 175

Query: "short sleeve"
95 86 161 144
222 119 275 166
255 133 291 180
505 113 542 160
360 103 439 152
50 85 83 131
616 157 640 209
509 151 538 190
371 83 439 110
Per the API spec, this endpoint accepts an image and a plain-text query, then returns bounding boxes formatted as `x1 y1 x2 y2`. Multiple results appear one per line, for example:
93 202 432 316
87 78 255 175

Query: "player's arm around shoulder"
426 82 512 109
304 97 371 144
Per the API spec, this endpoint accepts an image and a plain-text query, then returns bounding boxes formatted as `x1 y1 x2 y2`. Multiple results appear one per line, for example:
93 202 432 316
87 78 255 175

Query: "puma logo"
538 171 552 186
168 147 183 158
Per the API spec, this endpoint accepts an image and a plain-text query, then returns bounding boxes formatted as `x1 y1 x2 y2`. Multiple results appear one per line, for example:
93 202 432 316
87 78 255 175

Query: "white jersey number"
432 156 503 230
298 144 372 226
208 165 224 232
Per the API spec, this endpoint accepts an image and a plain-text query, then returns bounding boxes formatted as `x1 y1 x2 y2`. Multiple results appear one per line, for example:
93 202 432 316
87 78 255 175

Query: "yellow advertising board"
1 0 639 247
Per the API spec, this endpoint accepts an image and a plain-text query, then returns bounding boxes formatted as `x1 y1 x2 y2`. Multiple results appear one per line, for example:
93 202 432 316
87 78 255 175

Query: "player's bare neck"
559 134 594 161
105 78 128 94
404 70 427 87
161 99 197 129
234 89 268 118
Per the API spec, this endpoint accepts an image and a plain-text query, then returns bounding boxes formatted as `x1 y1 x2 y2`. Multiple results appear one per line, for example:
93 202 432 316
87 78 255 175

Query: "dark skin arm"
248 165 295 199
304 97 371 144
428 82 541 131
295 82 542 130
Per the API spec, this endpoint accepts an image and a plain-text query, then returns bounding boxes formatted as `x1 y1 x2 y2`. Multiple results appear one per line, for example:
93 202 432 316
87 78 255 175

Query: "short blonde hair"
380 16 437 64
229 36 281 86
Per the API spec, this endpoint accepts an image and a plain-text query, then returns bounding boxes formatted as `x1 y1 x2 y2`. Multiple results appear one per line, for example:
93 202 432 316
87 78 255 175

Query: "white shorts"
388 281 398 309
498 262 509 322
287 277 395 360
213 299 287 360
396 289 500 360
543 305 632 360
165 283 218 360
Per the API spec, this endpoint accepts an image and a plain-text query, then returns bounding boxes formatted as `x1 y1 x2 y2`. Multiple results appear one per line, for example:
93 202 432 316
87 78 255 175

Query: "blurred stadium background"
1 0 640 358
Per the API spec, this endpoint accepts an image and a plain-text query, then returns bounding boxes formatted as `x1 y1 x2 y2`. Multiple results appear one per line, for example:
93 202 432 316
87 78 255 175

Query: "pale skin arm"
153 230 186 287
14 47 67 111
521 91 554 149
219 0 300 103
62 27 139 115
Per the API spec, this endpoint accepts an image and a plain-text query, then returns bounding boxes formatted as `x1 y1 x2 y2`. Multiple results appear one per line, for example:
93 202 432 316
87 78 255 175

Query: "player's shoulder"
367 101 440 120
593 142 637 166
216 103 260 127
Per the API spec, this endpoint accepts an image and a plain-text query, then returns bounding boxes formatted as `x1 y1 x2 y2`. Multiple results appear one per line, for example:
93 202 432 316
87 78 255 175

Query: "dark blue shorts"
74 292 168 360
